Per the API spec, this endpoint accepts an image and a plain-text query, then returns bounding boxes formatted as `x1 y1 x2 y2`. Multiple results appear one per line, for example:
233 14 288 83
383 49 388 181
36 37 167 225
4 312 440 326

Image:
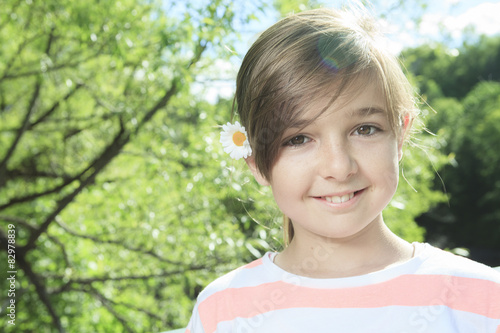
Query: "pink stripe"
242 258 263 269
199 274 500 333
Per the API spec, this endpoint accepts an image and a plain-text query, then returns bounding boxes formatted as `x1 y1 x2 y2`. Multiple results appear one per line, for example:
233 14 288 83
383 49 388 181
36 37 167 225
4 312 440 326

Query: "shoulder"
196 253 274 303
417 243 500 282
186 253 279 332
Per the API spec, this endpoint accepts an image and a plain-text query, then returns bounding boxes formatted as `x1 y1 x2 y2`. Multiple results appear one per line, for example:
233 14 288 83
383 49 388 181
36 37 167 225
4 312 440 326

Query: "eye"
355 125 378 136
286 135 310 146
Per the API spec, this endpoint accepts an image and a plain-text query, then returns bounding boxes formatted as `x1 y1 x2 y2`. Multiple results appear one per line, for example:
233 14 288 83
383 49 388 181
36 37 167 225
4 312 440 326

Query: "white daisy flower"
220 121 252 160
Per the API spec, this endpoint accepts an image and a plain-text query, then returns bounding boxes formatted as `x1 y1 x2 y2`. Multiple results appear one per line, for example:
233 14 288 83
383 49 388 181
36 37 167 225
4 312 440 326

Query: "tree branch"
54 219 183 265
88 285 136 333
0 115 124 212
49 265 210 295
0 31 44 82
94 294 163 322
82 285 163 321
0 215 37 230
5 169 71 180
28 82 84 129
47 233 72 268
19 120 130 254
18 255 65 332
0 77 41 188
135 78 179 133
2 36 107 81
0 174 79 211
0 227 66 333
0 27 56 188
134 35 208 134
0 0 23 31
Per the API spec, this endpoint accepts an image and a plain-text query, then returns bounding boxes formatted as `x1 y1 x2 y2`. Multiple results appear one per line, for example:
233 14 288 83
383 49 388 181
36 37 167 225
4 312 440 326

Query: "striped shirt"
185 243 500 333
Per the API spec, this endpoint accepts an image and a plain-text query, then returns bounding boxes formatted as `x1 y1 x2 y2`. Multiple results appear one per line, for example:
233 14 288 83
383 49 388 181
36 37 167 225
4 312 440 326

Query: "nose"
317 138 358 181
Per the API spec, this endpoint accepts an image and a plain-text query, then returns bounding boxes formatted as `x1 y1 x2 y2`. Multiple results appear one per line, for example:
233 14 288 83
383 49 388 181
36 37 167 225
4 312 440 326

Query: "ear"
245 156 271 186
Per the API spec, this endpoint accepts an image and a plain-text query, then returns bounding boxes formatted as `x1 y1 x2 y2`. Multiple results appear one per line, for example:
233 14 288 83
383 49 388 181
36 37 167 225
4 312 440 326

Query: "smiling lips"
319 190 362 204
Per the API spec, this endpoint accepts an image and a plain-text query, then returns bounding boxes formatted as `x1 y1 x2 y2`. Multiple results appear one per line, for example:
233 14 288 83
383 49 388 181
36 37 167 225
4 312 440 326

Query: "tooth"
331 196 341 204
324 193 355 204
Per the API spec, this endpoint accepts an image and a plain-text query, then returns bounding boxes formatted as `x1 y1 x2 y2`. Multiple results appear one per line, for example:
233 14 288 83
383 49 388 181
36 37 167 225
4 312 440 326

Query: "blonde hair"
235 7 417 246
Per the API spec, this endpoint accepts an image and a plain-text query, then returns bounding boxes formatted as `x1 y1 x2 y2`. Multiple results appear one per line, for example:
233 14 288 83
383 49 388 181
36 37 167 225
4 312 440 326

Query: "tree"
402 36 500 99
417 82 500 255
0 0 265 331
403 36 500 264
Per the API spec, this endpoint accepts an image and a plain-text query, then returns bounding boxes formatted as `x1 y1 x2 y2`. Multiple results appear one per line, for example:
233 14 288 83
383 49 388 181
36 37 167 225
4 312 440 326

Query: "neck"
275 216 414 278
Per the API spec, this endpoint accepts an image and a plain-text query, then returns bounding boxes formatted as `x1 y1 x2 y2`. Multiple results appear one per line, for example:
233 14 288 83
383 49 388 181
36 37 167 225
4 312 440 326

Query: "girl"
186 6 500 333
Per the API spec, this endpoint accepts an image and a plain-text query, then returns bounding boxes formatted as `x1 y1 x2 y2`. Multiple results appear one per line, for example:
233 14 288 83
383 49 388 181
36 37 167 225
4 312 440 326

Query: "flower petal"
220 121 252 160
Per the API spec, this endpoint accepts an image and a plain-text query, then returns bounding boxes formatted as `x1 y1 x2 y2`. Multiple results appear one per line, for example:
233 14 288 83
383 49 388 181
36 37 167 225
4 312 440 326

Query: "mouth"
318 190 363 204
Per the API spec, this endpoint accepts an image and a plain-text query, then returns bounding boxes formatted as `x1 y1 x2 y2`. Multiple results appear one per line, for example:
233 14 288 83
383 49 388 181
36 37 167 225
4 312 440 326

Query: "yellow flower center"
232 131 246 147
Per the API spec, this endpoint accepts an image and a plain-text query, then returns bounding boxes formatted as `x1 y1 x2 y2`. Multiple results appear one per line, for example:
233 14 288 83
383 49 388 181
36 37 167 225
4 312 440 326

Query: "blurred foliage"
402 36 500 258
0 0 483 332
403 36 500 99
272 0 323 15
0 0 269 331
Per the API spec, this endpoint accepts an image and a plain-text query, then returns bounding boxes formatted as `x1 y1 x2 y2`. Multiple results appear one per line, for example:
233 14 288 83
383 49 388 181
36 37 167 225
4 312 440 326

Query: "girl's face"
249 80 403 242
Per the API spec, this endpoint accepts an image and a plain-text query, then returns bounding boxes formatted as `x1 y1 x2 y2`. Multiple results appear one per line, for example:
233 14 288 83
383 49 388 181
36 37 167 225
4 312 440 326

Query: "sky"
379 0 500 54
234 0 500 54
197 0 500 103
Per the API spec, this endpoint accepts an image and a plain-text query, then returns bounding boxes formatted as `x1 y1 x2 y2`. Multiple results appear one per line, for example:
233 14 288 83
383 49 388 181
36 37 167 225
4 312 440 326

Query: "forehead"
294 78 388 126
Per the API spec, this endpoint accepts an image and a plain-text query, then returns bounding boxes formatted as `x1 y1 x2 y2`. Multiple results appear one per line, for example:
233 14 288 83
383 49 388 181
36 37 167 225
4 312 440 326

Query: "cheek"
379 166 400 195
363 143 400 189
380 153 400 192
270 170 303 200
269 159 310 206
270 180 297 218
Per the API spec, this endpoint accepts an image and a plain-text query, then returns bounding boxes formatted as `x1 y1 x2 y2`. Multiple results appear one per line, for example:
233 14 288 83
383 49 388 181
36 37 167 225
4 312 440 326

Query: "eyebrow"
288 118 315 130
285 106 387 132
350 106 386 117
